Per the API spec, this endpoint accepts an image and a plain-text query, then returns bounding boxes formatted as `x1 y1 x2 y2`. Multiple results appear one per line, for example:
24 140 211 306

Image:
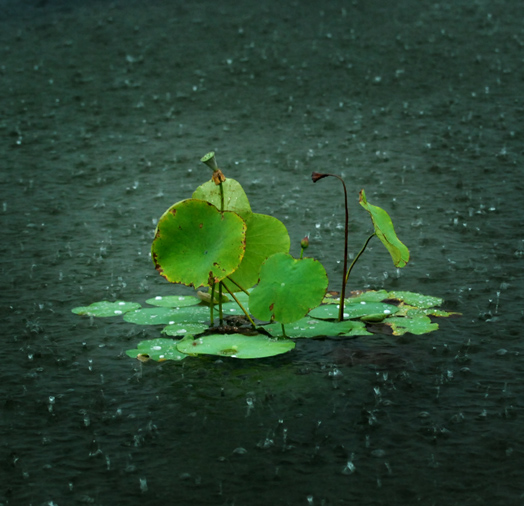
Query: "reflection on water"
1 0 524 504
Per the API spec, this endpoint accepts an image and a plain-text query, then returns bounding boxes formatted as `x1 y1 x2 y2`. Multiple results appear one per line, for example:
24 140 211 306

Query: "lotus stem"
218 282 224 325
311 172 349 322
221 282 257 328
345 233 376 284
281 323 287 338
210 281 216 326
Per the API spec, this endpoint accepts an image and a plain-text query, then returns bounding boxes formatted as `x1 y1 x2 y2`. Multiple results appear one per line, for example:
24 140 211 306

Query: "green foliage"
151 198 246 287
72 152 460 362
72 300 141 317
249 253 328 324
359 189 410 268
176 333 295 359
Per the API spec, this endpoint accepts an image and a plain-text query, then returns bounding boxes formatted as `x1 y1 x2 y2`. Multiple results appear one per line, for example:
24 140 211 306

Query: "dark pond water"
1 0 523 504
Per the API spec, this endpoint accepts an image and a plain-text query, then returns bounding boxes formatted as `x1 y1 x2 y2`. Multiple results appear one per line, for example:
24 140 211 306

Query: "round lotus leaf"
385 314 439 336
126 338 187 362
72 300 141 317
176 334 295 359
123 306 210 325
309 301 399 320
145 295 201 308
152 199 246 288
249 253 328 324
162 323 209 336
223 213 290 292
264 318 371 338
386 291 443 309
192 178 252 219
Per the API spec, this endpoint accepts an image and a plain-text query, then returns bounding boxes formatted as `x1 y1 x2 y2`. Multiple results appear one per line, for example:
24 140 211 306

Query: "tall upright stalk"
311 172 349 322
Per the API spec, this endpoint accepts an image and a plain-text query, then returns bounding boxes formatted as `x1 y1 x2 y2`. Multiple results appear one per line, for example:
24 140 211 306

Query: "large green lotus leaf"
145 295 201 308
162 323 209 336
385 314 439 336
309 301 399 321
249 253 328 324
176 333 295 359
224 213 291 292
386 291 443 308
123 306 209 325
72 301 141 317
126 338 187 362
152 199 246 287
265 318 371 338
359 190 410 268
192 178 252 219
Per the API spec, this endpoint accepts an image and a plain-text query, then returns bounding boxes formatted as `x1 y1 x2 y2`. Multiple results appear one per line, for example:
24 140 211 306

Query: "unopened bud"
300 235 309 249
311 171 329 183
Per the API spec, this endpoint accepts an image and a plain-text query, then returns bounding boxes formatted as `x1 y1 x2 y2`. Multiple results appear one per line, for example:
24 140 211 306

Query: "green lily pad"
176 333 295 359
359 190 410 268
72 300 141 317
192 178 252 219
223 212 290 292
309 301 399 321
145 295 201 308
162 323 209 336
386 291 443 308
385 314 439 336
323 290 390 305
152 198 246 288
126 338 187 362
249 253 328 324
123 306 209 325
265 318 371 338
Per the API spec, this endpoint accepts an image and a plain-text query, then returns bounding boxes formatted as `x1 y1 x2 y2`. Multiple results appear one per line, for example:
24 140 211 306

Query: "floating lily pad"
126 338 187 362
309 301 399 321
162 323 209 336
265 318 372 338
323 290 390 305
359 190 410 268
385 314 439 336
145 295 201 308
123 306 209 325
249 253 328 324
386 291 443 308
151 199 246 287
72 300 141 317
176 334 295 359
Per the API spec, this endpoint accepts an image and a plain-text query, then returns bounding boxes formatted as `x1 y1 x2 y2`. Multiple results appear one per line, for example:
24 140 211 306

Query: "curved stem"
222 281 256 328
345 233 376 285
209 281 216 326
218 282 224 325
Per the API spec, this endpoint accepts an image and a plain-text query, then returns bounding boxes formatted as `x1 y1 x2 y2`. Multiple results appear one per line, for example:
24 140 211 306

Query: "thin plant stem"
222 282 257 328
218 282 224 325
281 323 287 338
311 172 349 321
225 275 251 296
209 281 216 326
345 233 376 285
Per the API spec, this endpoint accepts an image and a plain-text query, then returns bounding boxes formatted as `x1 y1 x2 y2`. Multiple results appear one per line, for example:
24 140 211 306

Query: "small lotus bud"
311 171 329 183
300 235 309 249
201 151 218 171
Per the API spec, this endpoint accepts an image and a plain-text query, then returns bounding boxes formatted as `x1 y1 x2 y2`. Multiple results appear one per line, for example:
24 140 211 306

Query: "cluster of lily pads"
72 152 457 361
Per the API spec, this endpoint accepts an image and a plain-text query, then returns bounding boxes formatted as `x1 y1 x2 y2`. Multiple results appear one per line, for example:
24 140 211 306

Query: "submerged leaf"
151 199 246 288
249 253 328 324
72 301 141 317
126 338 187 362
176 333 295 359
359 189 410 268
